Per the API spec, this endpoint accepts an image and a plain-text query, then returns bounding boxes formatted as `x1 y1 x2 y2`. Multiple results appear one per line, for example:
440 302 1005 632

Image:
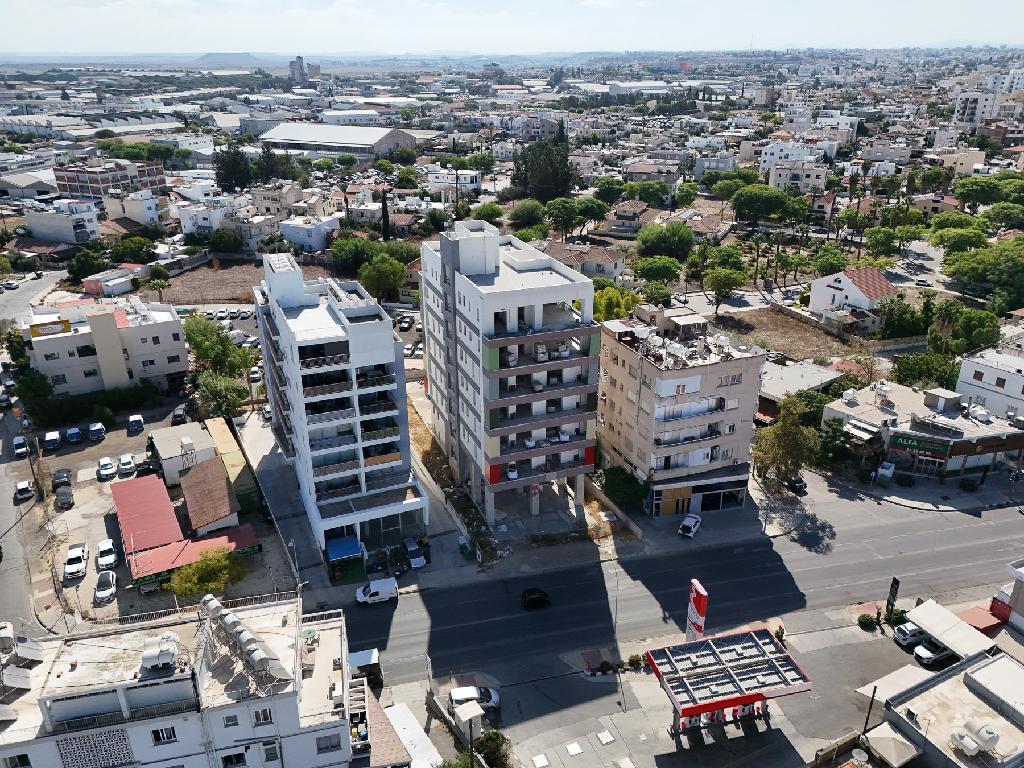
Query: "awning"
865 722 922 768
907 599 996 658
844 424 877 442
857 665 932 702
325 534 362 563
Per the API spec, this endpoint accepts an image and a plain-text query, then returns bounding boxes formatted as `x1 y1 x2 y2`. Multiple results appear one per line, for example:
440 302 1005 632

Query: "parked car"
355 577 399 604
248 366 261 383
677 513 703 538
0 391 10 408
2 375 15 390
228 308 241 319
402 538 427 569
894 621 927 648
65 426 83 443
2 280 18 290
914 278 932 287
216 309 228 320
404 344 414 358
448 686 500 712
94 570 117 603
88 422 106 441
43 431 61 452
784 476 807 494
127 414 144 434
171 407 188 426
260 404 272 421
134 457 158 478
51 468 73 491
96 538 118 570
238 309 252 319
398 316 414 332
521 587 551 609
914 638 957 666
97 457 117 480
64 543 89 580
14 481 34 501
118 454 136 475
11 435 29 458
55 486 74 510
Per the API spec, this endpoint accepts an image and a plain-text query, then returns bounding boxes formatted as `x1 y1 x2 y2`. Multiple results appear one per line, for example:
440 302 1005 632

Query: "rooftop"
760 359 844 402
259 122 401 147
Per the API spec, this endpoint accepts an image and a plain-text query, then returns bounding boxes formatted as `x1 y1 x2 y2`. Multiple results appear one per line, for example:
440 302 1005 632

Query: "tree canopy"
209 228 242 253
633 255 681 284
472 202 503 224
213 143 252 191
594 176 625 205
731 184 791 225
635 221 694 260
167 547 246 598
751 397 820 484
357 253 405 302
544 198 581 239
511 140 575 202
703 267 746 313
183 316 255 377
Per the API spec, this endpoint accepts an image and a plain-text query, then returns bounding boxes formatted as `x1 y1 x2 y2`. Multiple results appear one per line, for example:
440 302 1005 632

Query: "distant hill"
193 52 263 67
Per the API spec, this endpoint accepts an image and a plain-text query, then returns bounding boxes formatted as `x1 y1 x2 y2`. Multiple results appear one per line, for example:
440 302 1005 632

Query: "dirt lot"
710 307 857 361
137 262 332 305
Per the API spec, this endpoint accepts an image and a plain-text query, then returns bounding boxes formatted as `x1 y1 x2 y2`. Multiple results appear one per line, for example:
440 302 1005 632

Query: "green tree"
810 243 850 277
877 296 924 338
213 143 252 191
209 228 242 253
466 151 496 175
110 236 156 264
508 198 546 227
382 240 420 264
919 166 946 192
336 153 358 170
312 158 334 172
0 256 11 275
711 178 745 201
879 205 924 228
593 285 642 322
395 166 419 189
511 140 575 202
149 262 170 281
167 547 246 598
981 201 1024 230
641 281 672 304
891 352 960 389
575 197 610 233
373 158 395 175
998 178 1024 206
929 210 982 231
357 253 405 302
894 225 924 252
544 197 580 240
393 146 417 164
864 227 899 257
674 181 700 208
145 278 169 302
731 184 791 226
954 176 1004 213
184 316 255 377
472 202 503 225
703 267 746 314
67 247 109 281
13 368 53 413
331 237 383 274
751 397 820 484
636 221 694 260
594 176 625 205
633 255 681 283
622 181 670 207
475 731 512 768
929 227 988 254
818 417 851 466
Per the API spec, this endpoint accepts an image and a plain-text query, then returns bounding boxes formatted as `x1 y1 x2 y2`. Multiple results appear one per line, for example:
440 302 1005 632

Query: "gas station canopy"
646 626 812 717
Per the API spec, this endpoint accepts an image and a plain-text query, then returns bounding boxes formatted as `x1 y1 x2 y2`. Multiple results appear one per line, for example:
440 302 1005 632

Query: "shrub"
628 653 644 670
474 731 511 768
857 613 877 631
885 607 908 626
598 659 614 674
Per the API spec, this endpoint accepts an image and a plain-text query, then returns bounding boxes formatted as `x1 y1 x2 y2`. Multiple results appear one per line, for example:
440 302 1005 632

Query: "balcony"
653 430 721 453
262 308 282 339
364 471 415 493
363 451 401 468
308 433 358 452
51 698 201 735
306 407 357 425
489 379 597 409
491 432 596 462
357 373 397 389
271 422 295 458
487 345 598 379
312 458 361 478
487 457 594 492
486 401 597 437
300 352 351 370
362 426 400 442
485 319 599 346
316 483 362 504
303 380 354 398
655 402 727 427
359 399 398 416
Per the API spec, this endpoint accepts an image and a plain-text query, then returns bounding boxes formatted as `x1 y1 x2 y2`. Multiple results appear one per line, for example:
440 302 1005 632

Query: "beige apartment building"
597 304 764 517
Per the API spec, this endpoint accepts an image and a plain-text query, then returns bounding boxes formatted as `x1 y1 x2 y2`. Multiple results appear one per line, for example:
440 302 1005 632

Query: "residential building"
693 152 737 180
419 221 598 524
174 194 253 236
912 193 962 220
758 141 823 173
280 214 344 252
102 188 170 226
768 160 827 194
757 357 844 424
289 54 308 84
54 159 165 200
254 253 427 552
956 341 1024 418
24 199 99 244
252 181 305 219
322 109 381 126
150 422 218 486
0 597 365 768
860 141 913 165
21 296 188 396
598 304 763 517
953 89 999 127
425 168 481 195
624 162 679 188
81 266 147 297
602 199 658 239
259 124 416 161
151 133 215 152
223 212 278 253
535 240 627 282
808 266 899 333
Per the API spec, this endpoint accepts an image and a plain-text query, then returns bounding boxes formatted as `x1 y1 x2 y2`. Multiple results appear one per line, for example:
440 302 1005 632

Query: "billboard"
686 579 708 641
29 319 71 338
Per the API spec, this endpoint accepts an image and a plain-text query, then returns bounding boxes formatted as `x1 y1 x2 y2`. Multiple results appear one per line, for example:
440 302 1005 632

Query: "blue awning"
326 535 362 562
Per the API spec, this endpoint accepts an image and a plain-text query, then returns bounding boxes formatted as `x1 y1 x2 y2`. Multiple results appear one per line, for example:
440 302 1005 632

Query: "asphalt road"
347 502 1024 688
0 271 66 326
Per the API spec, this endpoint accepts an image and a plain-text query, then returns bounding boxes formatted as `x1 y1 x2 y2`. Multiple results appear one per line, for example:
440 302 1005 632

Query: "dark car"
521 588 551 609
784 476 807 494
134 457 159 478
52 468 73 491
171 406 188 426
64 427 83 443
55 486 75 510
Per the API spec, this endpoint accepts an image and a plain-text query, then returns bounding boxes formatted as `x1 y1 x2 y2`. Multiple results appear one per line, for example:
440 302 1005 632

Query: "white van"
355 577 398 605
448 686 501 712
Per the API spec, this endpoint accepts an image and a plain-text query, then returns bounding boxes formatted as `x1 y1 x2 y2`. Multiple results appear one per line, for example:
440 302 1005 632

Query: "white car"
64 543 89 580
97 456 117 480
448 686 501 712
248 366 261 382
216 309 228 320
118 454 136 475
404 344 414 358
677 513 703 538
894 621 927 648
14 480 34 500
96 538 118 570
915 638 957 666
94 570 117 603
228 308 241 319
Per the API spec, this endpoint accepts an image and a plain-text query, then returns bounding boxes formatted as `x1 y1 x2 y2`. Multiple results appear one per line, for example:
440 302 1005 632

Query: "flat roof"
150 421 216 459
760 360 844 402
259 122 399 147
907 599 995 658
112 474 182 554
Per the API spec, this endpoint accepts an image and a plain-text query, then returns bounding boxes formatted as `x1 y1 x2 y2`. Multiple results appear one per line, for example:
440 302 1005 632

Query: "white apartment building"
956 343 1024 419
102 188 169 226
22 296 189 396
174 194 253 236
254 254 427 552
953 90 999 128
280 214 344 252
420 221 598 524
223 213 278 253
0 598 361 768
151 133 216 151
251 181 305 219
758 141 825 173
597 305 764 517
768 160 827 193
322 109 381 126
24 199 99 244
693 152 737 180
425 168 481 195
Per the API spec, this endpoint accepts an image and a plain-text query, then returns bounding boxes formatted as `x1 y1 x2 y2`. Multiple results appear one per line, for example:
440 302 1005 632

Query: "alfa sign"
685 579 708 642
890 432 950 458
28 319 71 338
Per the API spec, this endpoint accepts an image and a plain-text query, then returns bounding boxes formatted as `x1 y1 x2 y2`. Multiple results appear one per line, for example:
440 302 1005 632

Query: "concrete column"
530 484 540 516
483 488 495 527
573 474 585 518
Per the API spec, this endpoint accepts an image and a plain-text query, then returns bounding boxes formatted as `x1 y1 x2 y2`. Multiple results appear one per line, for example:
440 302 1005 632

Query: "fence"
87 590 300 629
585 477 645 541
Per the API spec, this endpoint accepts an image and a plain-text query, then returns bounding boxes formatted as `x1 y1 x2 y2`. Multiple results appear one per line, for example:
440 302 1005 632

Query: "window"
51 374 67 386
221 755 246 768
83 369 98 378
43 352 60 361
167 355 180 364
996 377 1006 389
730 374 743 385
727 423 736 434
223 714 239 728
263 742 280 762
2 756 31 768
172 332 181 342
253 707 273 726
151 336 160 345
142 359 155 368
75 344 96 357
973 370 984 382
675 384 687 395
152 727 177 744
316 733 343 753
140 336 147 343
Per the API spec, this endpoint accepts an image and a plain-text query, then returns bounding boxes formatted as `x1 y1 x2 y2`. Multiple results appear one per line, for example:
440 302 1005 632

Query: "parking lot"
392 309 425 378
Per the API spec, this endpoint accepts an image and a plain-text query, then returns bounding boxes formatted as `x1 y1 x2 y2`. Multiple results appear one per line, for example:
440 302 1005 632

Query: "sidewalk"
810 467 1018 513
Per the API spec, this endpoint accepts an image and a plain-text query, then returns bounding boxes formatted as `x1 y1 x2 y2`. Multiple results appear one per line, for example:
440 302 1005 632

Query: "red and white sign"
686 579 708 641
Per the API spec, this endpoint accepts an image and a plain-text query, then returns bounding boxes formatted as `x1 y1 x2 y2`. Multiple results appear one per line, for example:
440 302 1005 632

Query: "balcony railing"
316 484 362 504
359 400 398 416
492 402 594 431
654 430 721 448
306 407 357 425
300 353 351 370
303 381 354 398
313 458 361 478
357 373 397 389
362 426 400 442
363 471 415 493
51 698 200 735
363 451 401 467
308 433 358 452
271 423 295 458
655 403 726 425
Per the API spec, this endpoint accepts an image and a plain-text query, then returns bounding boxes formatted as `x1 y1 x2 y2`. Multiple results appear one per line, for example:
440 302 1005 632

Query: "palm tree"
751 232 764 285
146 278 170 303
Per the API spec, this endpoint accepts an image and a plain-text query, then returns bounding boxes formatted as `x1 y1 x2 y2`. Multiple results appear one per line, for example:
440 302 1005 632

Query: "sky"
4 0 1024 56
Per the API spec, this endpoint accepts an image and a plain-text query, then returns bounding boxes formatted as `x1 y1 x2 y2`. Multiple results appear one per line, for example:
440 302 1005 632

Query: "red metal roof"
128 524 258 580
112 475 182 555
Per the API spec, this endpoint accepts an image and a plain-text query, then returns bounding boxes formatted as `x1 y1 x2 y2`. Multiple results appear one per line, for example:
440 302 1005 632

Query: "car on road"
521 587 551 609
96 538 118 570
55 486 75 510
216 309 228 320
672 293 689 305
398 316 415 332
14 481 34 501
2 280 18 290
677 513 702 538
228 308 241 319
404 343 414 358
94 570 117 603
402 538 427 569
238 309 252 319
64 543 89 580
43 431 61 452
448 686 500 713
914 638 957 666
51 468 72 491
784 476 808 494
171 406 188 425
11 436 29 458
894 621 927 648
261 404 272 421
118 454 136 475
914 279 932 287
65 426 82 443
33 271 43 279
248 366 261 383
97 457 117 480
127 414 144 434
355 577 399 605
